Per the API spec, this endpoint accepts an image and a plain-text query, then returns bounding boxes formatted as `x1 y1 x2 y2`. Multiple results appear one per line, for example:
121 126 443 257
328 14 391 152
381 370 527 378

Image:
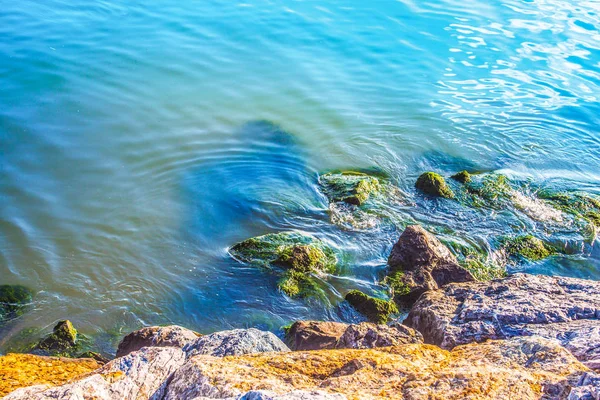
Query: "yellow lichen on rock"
0 353 100 396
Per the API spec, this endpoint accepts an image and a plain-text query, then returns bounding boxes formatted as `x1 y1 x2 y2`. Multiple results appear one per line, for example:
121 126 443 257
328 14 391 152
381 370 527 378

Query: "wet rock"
501 234 555 261
344 290 398 324
285 321 348 351
415 172 454 198
285 321 422 351
0 285 33 323
464 173 513 207
230 232 337 298
318 171 381 206
77 351 111 364
184 328 290 358
450 170 472 184
404 273 600 369
116 325 200 357
4 346 186 400
568 372 600 400
386 225 474 303
35 320 78 354
0 353 100 397
161 336 590 400
539 190 600 229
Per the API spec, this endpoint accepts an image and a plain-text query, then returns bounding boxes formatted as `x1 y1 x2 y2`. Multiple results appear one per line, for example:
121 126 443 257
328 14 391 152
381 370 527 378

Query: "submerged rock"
318 171 381 206
161 336 590 400
0 353 100 397
230 232 337 298
184 328 290 358
285 321 422 351
344 290 398 324
0 285 33 323
415 172 454 198
35 320 78 355
450 170 472 184
404 273 600 369
386 225 474 304
500 234 556 261
539 190 600 235
116 325 200 357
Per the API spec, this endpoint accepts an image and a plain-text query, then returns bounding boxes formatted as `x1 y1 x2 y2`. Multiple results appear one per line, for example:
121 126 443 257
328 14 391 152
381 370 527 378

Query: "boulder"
415 172 454 198
386 225 474 303
162 336 591 400
184 328 290 358
0 353 100 397
450 170 471 184
116 325 200 357
568 372 600 400
0 285 33 323
404 273 600 369
4 346 186 400
35 320 78 354
285 321 422 351
501 234 556 261
344 290 398 324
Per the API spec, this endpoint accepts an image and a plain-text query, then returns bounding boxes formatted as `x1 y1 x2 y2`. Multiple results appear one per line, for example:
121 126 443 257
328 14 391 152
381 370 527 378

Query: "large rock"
386 225 474 303
4 347 186 400
35 320 78 354
404 273 600 369
184 328 290 357
162 336 590 400
0 353 100 397
344 290 398 324
116 325 200 357
568 372 600 400
285 321 422 351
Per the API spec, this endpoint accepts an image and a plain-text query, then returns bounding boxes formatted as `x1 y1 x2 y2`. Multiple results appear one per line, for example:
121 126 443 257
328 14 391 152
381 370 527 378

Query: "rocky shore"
2 170 599 399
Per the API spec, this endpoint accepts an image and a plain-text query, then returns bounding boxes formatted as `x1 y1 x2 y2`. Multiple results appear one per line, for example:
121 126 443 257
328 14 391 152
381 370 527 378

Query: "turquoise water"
1 0 599 353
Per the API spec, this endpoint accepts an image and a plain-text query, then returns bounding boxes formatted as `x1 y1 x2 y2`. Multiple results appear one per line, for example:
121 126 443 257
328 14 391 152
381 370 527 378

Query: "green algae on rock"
36 320 78 354
318 171 381 206
345 290 398 324
415 172 455 198
501 235 555 261
539 190 600 230
383 271 411 297
465 174 512 206
443 240 507 281
0 285 33 324
230 232 337 298
451 170 472 184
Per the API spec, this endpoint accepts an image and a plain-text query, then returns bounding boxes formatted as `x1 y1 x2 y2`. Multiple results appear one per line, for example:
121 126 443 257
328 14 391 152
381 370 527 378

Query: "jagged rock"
184 328 290 358
285 321 348 351
0 353 100 397
4 347 186 400
285 321 422 351
344 290 398 324
568 372 600 400
162 336 590 400
116 325 200 357
227 390 348 399
35 320 78 354
404 273 600 369
386 225 474 303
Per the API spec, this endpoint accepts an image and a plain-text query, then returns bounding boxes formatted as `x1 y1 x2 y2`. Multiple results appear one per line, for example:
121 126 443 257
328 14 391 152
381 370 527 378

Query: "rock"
0 285 33 323
4 346 186 400
539 190 600 230
404 273 600 369
464 174 512 207
568 372 600 400
77 351 111 364
501 234 556 261
162 336 590 400
285 321 348 351
35 320 78 354
285 321 422 351
0 353 100 397
336 322 422 349
344 290 398 324
415 172 454 198
233 390 348 399
184 328 290 358
386 225 474 303
318 171 381 206
116 325 200 357
229 232 337 298
450 170 471 184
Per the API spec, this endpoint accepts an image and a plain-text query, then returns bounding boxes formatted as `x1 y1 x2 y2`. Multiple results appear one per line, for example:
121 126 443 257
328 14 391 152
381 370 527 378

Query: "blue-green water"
1 0 599 353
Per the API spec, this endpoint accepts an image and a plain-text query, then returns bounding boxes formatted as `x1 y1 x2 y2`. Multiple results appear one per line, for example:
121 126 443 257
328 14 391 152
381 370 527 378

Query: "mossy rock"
319 171 381 206
443 239 506 281
383 271 411 297
501 235 555 261
277 270 325 299
36 320 78 353
451 170 472 184
538 190 600 228
274 245 330 273
465 174 512 206
415 172 454 199
0 285 33 323
345 290 398 324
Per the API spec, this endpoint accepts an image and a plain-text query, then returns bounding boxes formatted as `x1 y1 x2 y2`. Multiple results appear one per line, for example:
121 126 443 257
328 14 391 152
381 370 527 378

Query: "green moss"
274 245 329 273
36 320 78 353
1 327 43 354
277 271 325 299
538 190 600 229
0 285 33 323
466 174 512 203
345 290 398 324
443 240 506 281
415 172 455 199
451 170 472 184
383 271 411 297
501 235 555 261
319 171 381 206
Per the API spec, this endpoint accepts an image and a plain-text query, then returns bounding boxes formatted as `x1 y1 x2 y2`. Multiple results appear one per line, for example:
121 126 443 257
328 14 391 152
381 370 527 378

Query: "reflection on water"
0 0 599 352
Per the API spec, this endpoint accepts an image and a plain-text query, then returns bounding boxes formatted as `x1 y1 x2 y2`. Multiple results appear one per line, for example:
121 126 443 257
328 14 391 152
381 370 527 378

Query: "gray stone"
184 328 290 357
116 325 200 357
336 322 422 349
